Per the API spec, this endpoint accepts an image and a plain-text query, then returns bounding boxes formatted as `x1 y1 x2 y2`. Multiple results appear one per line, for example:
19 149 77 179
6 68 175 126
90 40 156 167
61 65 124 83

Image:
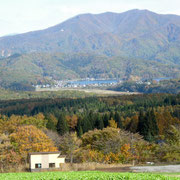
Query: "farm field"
36 87 139 95
0 171 179 180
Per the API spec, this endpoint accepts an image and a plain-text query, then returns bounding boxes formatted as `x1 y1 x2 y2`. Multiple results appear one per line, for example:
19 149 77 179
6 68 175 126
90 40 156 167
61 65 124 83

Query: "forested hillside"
0 53 179 87
110 79 180 94
0 9 180 86
1 9 180 63
0 94 179 171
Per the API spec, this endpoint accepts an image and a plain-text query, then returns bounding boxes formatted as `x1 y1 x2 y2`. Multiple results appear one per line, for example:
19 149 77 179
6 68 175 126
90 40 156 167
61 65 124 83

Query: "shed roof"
29 151 61 155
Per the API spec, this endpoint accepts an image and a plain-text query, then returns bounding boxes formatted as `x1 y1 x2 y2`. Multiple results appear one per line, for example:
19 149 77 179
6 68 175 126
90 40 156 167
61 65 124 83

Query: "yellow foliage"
121 144 131 158
104 152 119 163
10 125 57 155
1 114 47 134
80 149 104 163
108 118 117 128
66 115 78 130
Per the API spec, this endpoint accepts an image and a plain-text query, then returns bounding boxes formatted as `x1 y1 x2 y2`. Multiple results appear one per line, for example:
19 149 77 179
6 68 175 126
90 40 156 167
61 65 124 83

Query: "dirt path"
96 165 180 173
130 165 180 173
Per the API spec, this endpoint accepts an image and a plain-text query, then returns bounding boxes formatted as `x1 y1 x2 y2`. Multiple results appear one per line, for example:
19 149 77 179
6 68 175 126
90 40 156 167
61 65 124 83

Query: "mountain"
0 53 179 87
0 9 180 87
1 9 180 63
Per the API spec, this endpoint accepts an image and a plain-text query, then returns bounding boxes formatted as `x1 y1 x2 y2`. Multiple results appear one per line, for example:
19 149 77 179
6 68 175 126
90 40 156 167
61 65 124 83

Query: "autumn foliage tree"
0 134 21 172
10 125 57 160
66 114 78 131
156 125 180 162
80 127 151 164
108 118 117 128
0 93 179 167
1 113 47 134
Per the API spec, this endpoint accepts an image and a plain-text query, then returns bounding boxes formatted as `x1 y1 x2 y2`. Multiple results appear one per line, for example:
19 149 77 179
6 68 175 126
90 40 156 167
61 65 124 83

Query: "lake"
68 79 118 85
153 77 172 82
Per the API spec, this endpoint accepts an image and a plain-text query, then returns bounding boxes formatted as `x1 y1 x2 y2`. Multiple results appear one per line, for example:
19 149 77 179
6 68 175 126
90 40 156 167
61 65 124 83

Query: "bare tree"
59 132 81 164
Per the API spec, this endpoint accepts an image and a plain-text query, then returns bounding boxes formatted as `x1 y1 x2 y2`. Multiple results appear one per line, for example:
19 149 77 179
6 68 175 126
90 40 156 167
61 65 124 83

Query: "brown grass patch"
60 163 132 172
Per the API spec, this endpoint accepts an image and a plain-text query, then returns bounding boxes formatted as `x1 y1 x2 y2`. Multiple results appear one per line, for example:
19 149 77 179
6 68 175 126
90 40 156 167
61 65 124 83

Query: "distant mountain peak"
0 9 180 85
0 9 180 60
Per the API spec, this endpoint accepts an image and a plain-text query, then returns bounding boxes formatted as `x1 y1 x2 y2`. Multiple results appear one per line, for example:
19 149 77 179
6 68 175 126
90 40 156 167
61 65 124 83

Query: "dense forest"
0 93 180 172
110 79 180 94
0 53 179 88
0 88 98 100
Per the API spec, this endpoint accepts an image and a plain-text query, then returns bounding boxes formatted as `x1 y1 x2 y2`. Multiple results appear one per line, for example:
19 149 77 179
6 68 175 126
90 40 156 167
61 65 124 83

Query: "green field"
0 171 179 180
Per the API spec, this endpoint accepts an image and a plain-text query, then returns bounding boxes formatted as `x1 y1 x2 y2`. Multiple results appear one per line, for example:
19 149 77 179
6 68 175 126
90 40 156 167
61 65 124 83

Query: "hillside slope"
0 53 179 86
0 9 180 86
0 9 180 65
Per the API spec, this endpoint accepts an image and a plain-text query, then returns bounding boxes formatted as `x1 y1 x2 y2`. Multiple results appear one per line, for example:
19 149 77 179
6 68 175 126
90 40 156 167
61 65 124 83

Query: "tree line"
0 93 180 172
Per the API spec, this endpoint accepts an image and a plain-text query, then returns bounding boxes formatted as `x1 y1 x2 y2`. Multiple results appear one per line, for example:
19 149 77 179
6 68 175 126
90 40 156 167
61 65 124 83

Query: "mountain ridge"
0 9 180 87
1 9 180 59
0 52 179 87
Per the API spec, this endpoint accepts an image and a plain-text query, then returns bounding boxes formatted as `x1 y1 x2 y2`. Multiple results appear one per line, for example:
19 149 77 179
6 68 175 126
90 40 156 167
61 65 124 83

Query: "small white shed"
29 151 66 171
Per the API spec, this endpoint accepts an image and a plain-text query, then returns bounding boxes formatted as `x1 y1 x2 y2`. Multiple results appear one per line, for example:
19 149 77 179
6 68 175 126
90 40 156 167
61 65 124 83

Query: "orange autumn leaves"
10 125 57 154
79 127 152 164
65 115 78 130
0 113 57 161
1 113 47 134
0 114 58 169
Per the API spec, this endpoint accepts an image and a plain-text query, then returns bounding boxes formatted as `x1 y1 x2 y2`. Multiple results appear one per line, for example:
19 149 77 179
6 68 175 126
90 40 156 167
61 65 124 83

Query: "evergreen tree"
82 116 92 133
149 109 159 138
114 112 123 128
98 118 104 130
109 111 114 119
95 114 104 130
76 117 83 137
137 110 159 142
45 113 58 131
137 110 148 138
56 113 69 135
103 113 109 127
88 111 95 129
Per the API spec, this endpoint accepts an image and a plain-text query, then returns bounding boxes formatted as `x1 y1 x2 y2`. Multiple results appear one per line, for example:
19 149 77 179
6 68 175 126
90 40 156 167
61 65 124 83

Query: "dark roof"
29 151 61 155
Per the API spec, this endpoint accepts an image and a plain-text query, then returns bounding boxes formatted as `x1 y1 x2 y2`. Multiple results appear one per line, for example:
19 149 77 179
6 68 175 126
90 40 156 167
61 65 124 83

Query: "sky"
0 0 180 37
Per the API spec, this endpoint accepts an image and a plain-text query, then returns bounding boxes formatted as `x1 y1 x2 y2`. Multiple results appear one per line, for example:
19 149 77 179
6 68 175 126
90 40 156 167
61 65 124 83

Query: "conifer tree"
138 110 159 142
82 117 92 133
46 113 58 131
137 110 148 138
109 111 114 120
149 109 159 138
98 118 104 130
88 111 95 129
57 113 69 135
95 114 104 130
114 112 123 128
76 117 83 137
103 113 109 127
